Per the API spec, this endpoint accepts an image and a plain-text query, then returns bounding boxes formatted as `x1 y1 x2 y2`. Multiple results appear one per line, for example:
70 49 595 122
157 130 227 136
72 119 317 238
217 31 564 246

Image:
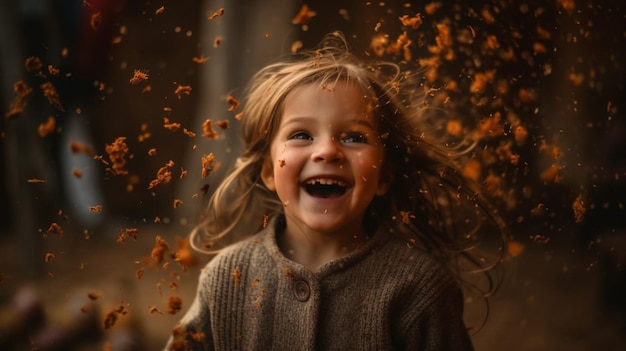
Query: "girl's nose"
311 137 344 163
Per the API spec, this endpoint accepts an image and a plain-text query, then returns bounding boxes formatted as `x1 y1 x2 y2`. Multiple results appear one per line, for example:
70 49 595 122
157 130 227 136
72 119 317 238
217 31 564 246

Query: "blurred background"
0 0 624 350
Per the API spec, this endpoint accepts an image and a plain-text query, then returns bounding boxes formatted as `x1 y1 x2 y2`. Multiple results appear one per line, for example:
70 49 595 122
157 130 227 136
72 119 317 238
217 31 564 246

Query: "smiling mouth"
303 178 348 198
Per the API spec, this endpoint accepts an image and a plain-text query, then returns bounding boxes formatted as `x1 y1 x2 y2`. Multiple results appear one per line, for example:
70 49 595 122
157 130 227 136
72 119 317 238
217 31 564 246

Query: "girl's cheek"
276 143 292 169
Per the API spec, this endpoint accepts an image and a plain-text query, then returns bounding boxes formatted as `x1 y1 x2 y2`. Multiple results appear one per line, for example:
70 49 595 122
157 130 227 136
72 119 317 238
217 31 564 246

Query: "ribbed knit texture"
164 215 474 351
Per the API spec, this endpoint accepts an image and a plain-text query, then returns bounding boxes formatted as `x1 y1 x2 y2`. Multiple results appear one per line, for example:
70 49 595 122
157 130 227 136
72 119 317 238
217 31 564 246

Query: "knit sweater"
164 215 474 351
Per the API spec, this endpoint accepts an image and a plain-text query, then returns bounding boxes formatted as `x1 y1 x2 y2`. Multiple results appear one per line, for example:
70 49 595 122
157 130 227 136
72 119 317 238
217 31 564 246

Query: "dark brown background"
1 1 624 350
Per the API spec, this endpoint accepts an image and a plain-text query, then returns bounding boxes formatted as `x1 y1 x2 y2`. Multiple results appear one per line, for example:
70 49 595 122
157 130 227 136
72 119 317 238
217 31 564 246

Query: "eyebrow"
281 116 377 130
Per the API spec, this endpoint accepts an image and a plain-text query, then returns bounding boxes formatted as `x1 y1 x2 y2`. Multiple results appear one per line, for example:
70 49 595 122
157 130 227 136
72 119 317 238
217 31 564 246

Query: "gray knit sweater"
164 215 474 350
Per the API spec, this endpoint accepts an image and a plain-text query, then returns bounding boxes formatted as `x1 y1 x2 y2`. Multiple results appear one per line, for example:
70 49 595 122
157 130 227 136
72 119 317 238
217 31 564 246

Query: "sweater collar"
261 214 390 278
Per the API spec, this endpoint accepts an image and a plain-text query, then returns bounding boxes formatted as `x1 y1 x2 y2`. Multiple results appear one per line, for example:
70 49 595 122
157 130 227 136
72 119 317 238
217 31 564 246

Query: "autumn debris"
199 120 216 139
105 137 129 175
117 227 139 243
47 222 63 236
226 95 240 111
5 81 32 119
38 116 56 136
148 160 174 189
41 82 64 111
129 69 149 84
174 85 192 99
201 153 215 179
173 237 199 269
208 8 224 20
167 295 183 314
70 141 94 155
163 117 181 132
151 235 170 264
88 291 103 300
103 305 128 329
572 195 586 223
292 4 316 25
399 13 423 29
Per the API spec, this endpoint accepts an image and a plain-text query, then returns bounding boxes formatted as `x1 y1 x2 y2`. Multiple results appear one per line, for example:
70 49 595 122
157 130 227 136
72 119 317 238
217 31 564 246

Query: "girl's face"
261 81 389 237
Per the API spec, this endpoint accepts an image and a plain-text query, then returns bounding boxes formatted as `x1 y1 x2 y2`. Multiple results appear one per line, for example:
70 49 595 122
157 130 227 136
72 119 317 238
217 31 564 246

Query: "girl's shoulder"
203 229 270 270
371 231 457 285
372 234 462 306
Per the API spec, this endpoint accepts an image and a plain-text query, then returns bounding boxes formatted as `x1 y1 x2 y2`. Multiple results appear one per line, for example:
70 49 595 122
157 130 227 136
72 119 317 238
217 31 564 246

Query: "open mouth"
303 178 348 198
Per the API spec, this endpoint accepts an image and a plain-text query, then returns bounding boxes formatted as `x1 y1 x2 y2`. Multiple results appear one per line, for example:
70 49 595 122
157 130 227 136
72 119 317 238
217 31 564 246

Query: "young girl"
165 32 508 350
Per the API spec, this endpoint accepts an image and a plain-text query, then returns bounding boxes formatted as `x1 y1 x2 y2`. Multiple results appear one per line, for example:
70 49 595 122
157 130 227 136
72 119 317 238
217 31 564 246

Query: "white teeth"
305 178 348 187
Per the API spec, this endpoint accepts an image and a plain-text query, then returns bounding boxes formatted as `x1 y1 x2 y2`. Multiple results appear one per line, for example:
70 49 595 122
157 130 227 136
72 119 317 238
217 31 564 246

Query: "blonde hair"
191 32 508 294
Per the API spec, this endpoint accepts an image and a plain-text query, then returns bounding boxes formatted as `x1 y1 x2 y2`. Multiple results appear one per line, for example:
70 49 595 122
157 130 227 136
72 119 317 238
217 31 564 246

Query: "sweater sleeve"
163 266 215 351
412 281 474 351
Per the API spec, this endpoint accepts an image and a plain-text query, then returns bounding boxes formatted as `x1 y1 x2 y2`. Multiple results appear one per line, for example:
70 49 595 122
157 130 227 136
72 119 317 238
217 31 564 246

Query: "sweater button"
293 280 310 301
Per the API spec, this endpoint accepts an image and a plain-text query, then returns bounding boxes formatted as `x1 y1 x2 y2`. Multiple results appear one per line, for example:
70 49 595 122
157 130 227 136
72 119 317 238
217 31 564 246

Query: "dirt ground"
1 218 625 351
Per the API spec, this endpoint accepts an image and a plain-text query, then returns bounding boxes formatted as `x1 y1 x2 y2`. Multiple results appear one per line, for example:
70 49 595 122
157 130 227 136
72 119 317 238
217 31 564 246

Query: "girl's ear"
376 176 391 196
260 158 276 191
375 163 394 196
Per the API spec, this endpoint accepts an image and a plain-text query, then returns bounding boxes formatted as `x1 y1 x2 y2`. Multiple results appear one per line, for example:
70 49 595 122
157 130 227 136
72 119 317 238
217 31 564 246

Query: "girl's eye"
288 131 312 140
341 132 369 143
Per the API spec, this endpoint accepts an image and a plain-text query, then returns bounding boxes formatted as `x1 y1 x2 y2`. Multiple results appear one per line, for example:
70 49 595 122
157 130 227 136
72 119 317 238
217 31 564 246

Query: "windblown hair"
190 32 509 297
